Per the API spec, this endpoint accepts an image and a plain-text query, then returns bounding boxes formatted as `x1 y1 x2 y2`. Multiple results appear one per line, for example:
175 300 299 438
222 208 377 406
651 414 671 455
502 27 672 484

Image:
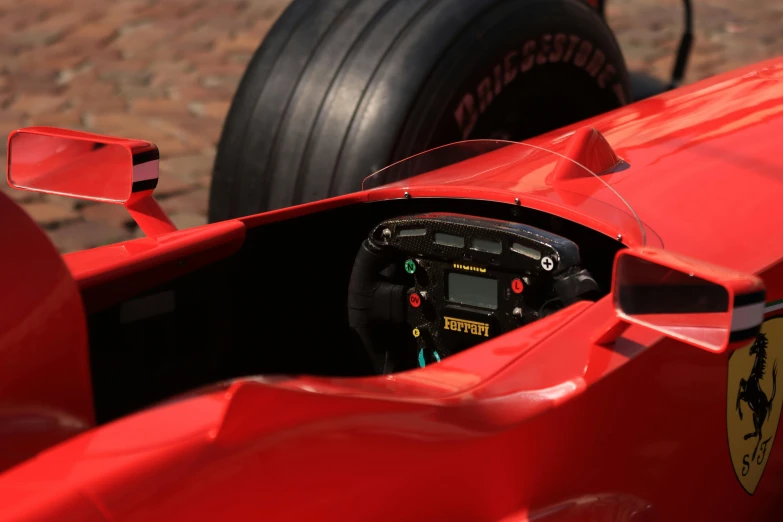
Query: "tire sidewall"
393 0 630 157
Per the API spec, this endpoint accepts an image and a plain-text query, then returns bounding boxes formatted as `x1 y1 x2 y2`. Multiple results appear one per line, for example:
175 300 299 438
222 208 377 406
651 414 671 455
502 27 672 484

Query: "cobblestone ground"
0 0 781 252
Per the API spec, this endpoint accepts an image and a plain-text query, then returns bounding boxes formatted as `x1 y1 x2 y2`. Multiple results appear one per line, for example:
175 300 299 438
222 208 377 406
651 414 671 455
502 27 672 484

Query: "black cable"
670 0 693 88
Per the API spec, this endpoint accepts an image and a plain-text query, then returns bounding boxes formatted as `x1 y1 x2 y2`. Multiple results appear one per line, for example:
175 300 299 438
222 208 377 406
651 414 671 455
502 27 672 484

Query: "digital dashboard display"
447 272 497 309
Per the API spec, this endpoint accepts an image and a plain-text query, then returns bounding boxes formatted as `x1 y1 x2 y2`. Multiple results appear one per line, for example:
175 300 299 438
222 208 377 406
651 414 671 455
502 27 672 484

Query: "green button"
404 259 416 274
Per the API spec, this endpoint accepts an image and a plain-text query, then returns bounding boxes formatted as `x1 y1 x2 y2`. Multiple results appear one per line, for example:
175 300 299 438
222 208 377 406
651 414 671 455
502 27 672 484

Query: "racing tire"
209 0 630 221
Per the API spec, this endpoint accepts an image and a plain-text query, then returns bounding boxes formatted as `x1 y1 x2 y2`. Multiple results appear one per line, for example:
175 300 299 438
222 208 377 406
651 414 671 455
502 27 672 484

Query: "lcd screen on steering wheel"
447 272 497 309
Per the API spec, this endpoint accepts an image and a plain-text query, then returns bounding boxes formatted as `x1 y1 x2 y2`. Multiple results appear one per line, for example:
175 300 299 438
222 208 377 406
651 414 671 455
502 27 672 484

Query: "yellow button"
412 328 420 338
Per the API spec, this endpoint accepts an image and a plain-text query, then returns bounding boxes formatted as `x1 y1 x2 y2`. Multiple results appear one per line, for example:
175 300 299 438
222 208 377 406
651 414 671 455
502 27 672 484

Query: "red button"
409 293 422 308
511 278 524 294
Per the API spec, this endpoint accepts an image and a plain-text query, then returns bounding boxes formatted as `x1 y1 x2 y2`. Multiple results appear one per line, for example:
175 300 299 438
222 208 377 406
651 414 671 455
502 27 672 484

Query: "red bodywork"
1 58 783 521
7 127 177 236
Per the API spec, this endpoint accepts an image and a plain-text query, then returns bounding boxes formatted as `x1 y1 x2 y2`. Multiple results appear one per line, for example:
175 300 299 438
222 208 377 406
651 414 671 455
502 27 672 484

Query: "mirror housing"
609 247 765 352
6 127 176 237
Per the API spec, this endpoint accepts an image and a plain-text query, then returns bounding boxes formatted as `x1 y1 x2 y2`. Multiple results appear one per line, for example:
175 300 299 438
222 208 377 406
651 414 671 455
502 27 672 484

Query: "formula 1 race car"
1 48 783 520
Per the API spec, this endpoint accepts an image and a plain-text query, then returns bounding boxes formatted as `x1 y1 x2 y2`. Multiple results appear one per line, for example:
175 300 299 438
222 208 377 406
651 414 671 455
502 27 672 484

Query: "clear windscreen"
362 140 646 247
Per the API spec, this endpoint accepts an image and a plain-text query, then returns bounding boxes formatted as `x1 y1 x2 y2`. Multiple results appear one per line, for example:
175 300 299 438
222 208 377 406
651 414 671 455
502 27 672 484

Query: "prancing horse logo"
737 333 777 460
728 317 783 494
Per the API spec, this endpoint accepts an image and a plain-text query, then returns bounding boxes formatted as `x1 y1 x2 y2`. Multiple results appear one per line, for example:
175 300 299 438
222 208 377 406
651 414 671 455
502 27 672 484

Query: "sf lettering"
741 437 772 476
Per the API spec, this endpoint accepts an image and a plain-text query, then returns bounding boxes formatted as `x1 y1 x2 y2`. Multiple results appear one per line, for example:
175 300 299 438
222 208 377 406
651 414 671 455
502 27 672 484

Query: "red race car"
1 36 782 522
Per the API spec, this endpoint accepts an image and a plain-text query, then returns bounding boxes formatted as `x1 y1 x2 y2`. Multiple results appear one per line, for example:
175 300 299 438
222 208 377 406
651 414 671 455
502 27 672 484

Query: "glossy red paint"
124 191 177 237
0 298 769 521
65 220 245 312
527 58 783 274
551 126 623 182
610 247 766 352
6 127 156 202
1 57 783 521
7 132 130 202
6 126 176 237
0 190 93 472
7 126 155 153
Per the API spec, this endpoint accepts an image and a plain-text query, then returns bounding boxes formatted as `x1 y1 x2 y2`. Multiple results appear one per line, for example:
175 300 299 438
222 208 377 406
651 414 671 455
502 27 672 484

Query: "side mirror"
611 248 765 352
6 127 176 237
